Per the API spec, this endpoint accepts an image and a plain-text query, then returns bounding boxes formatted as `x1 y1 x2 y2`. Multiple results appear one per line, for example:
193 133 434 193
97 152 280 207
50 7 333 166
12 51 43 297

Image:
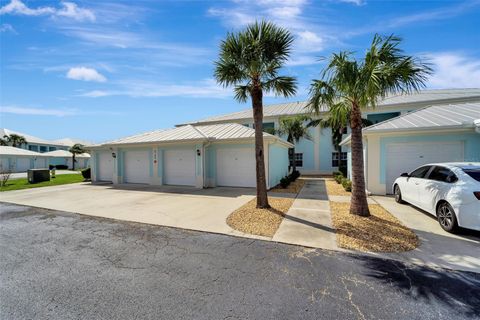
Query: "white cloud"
56 2 95 22
0 23 16 33
337 0 364 6
207 0 329 65
66 67 107 82
0 0 95 22
81 79 231 99
426 53 480 88
0 105 77 117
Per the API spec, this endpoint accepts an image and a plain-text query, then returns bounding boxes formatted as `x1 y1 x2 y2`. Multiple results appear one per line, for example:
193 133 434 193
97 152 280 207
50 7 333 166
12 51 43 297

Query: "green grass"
0 174 85 192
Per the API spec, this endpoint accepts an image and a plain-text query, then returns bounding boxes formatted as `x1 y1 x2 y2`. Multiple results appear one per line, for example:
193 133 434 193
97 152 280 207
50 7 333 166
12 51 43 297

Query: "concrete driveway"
373 196 480 273
0 182 258 238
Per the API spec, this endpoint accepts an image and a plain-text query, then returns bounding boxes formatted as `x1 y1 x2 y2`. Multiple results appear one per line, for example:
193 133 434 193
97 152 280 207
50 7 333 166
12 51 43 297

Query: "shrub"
342 178 352 192
280 176 291 188
81 167 91 180
332 171 342 177
339 164 348 177
55 164 68 170
289 170 300 182
49 165 56 170
334 173 344 184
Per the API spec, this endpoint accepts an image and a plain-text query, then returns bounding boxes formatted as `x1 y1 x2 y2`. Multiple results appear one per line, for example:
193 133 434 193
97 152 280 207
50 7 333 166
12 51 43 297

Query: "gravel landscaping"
325 179 350 196
330 202 419 252
226 197 294 237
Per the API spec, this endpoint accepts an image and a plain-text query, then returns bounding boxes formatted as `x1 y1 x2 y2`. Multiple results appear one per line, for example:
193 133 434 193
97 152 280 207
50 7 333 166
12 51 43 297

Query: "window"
294 153 303 167
427 166 457 183
49 146 57 151
39 146 47 153
463 169 480 182
252 122 275 133
410 166 432 178
28 145 39 152
332 152 347 167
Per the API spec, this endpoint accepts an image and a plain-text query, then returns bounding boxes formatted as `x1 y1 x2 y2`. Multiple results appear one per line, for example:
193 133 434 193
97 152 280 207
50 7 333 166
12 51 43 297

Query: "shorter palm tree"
69 144 86 171
276 115 312 173
5 134 27 148
0 137 7 146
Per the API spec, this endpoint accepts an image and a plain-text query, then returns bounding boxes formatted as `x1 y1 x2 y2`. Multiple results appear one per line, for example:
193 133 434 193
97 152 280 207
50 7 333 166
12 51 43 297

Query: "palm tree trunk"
72 155 76 171
290 147 296 173
251 87 270 208
349 102 370 217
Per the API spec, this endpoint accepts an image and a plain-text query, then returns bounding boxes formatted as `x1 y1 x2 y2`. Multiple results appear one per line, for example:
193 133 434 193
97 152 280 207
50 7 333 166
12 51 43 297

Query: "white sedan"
393 163 480 233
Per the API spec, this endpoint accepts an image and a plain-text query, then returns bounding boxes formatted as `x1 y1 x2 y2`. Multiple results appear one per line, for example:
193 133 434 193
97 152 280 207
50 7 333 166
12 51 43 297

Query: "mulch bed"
330 202 419 252
271 179 305 194
226 197 295 237
325 178 350 196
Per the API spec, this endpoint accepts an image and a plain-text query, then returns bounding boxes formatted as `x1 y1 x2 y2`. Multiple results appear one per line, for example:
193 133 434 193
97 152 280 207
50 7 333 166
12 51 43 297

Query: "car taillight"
474 192 480 200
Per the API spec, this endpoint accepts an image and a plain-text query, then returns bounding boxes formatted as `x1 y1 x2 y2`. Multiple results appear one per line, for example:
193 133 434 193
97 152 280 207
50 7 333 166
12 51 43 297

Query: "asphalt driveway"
1 203 479 320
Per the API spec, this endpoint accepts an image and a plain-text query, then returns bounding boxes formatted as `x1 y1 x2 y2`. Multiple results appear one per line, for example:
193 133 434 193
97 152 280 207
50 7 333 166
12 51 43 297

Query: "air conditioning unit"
28 169 50 184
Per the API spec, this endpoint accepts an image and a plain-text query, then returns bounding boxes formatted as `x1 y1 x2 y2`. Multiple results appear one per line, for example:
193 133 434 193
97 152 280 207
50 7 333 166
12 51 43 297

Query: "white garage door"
164 149 196 186
124 150 150 184
97 151 114 182
385 141 464 193
35 158 47 169
216 147 256 187
16 158 31 172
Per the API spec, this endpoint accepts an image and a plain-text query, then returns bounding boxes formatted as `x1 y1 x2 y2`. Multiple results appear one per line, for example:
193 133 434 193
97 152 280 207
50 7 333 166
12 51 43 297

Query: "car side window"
427 166 458 183
409 166 431 178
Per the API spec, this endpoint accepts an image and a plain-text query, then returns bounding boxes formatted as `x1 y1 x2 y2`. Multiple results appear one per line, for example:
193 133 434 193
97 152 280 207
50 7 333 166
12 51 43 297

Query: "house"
0 146 49 172
0 128 90 153
89 88 480 189
340 102 480 195
181 88 480 175
43 150 91 169
89 123 292 188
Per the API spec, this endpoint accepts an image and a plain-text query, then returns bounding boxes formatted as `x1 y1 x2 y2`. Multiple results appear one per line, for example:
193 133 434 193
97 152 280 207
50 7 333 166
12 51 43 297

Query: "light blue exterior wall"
378 132 480 184
269 143 289 188
291 127 315 170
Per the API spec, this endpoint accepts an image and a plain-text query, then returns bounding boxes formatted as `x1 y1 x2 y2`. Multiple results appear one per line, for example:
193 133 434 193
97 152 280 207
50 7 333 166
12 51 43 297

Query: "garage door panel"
385 141 464 193
216 148 256 187
124 150 150 184
98 151 114 182
16 158 31 172
164 149 196 186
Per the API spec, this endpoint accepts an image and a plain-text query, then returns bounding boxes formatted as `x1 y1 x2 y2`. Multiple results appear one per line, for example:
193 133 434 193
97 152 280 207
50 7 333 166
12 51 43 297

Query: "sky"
1 0 479 143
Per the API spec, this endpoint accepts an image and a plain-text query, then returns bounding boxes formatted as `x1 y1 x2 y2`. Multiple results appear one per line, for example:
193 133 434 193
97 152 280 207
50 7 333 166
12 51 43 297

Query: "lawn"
0 174 85 192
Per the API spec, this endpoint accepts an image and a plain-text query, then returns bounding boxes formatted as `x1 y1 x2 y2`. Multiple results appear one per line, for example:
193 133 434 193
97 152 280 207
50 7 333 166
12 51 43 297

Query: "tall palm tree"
214 21 297 208
69 144 85 171
309 34 432 217
5 134 27 148
276 115 312 173
0 136 7 146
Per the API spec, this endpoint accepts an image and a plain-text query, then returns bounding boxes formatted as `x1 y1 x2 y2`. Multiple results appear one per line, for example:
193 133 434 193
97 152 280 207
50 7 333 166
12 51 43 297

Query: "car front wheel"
394 185 405 204
436 202 458 233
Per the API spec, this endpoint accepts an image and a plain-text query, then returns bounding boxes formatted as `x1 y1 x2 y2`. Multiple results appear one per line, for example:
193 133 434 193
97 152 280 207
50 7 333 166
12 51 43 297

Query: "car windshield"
462 169 480 182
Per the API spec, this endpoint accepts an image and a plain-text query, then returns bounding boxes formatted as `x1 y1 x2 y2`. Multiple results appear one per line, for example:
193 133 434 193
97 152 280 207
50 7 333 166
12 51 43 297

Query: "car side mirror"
400 172 409 177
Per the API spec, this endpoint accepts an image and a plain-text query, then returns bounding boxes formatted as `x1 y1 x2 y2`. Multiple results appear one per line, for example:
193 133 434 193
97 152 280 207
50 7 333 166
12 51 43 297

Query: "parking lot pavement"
1 203 479 320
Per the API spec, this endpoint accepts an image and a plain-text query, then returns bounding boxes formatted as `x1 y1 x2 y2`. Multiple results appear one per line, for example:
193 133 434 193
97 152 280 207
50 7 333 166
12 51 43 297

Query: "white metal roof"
94 123 292 147
0 146 48 157
0 128 90 147
184 88 480 125
42 150 91 158
364 102 480 133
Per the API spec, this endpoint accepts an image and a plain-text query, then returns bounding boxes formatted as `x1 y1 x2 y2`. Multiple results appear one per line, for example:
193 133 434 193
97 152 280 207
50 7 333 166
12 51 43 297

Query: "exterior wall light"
112 152 117 158
196 149 201 156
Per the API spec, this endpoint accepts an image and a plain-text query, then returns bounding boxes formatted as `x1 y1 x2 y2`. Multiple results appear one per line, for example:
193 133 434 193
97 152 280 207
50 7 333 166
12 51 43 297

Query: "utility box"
27 169 50 184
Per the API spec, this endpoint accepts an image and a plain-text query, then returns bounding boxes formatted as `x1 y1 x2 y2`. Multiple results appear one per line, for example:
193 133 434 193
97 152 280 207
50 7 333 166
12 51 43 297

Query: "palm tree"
309 34 432 217
5 134 27 148
276 115 312 173
0 136 7 146
69 144 86 171
214 21 297 208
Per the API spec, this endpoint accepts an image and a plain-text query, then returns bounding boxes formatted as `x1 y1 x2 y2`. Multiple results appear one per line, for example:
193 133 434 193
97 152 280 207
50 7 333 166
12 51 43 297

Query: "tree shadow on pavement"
353 254 480 318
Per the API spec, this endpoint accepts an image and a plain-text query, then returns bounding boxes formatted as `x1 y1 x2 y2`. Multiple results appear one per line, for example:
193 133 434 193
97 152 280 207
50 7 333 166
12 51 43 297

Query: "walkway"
273 179 340 250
